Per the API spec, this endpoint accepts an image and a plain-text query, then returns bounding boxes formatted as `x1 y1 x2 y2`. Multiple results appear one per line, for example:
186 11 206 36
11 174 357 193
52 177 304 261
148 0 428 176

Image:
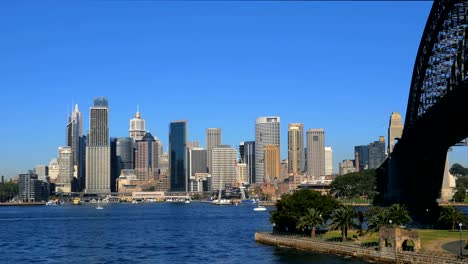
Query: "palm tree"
367 208 390 233
296 208 324 239
438 206 464 230
388 204 412 226
329 206 356 241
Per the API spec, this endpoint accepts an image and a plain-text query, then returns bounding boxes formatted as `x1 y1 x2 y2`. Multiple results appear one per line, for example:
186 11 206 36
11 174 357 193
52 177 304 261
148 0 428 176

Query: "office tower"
243 141 256 184
354 145 369 171
86 97 110 194
368 136 386 169
66 104 83 167
339 160 356 175
18 172 49 202
206 128 222 173
56 146 73 193
325 146 333 175
388 112 403 154
306 128 325 179
239 142 245 163
170 121 188 192
255 116 280 184
288 123 304 174
48 158 59 181
129 107 146 141
78 135 87 190
35 165 49 182
110 137 135 192
188 148 208 176
236 163 248 186
187 141 200 149
212 145 237 191
135 132 159 182
264 144 280 183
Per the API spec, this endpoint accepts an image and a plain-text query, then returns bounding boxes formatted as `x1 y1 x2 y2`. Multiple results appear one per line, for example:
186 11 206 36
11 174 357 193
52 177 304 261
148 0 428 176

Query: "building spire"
136 104 141 119
74 104 79 112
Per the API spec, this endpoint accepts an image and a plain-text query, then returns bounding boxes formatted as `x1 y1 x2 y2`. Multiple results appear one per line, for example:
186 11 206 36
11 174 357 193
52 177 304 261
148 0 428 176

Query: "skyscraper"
56 146 73 193
325 146 333 176
111 137 135 192
212 145 237 191
78 135 87 190
48 158 59 182
354 145 369 171
135 132 159 182
255 116 280 184
188 148 208 176
306 128 325 179
288 123 304 174
388 112 403 154
368 136 386 169
170 121 188 192
66 104 82 167
129 107 146 141
35 165 49 182
243 141 256 184
264 144 280 183
206 128 222 173
86 97 110 194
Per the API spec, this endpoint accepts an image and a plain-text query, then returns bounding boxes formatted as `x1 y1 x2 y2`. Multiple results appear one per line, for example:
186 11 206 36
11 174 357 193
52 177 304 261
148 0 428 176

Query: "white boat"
254 205 267 211
185 200 191 204
96 199 104 210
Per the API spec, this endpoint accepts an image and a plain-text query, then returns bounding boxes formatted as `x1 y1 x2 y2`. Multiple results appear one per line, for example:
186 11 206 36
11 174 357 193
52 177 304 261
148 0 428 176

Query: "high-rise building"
78 135 87 190
239 142 245 163
86 97 110 194
135 132 159 182
388 112 403 154
339 160 356 175
129 107 146 141
212 145 237 191
368 136 386 169
306 128 325 179
56 146 73 193
255 116 280 184
18 172 49 202
288 123 304 174
188 148 208 176
236 163 248 186
206 128 222 173
354 145 369 171
170 121 188 192
325 146 333 175
264 144 280 183
111 137 135 192
187 141 200 149
48 158 59 182
66 104 83 167
243 141 256 184
35 165 49 182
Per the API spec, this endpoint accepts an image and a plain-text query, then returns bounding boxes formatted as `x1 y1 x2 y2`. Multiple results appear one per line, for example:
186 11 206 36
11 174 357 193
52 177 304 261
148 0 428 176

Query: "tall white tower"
130 106 146 141
255 116 280 184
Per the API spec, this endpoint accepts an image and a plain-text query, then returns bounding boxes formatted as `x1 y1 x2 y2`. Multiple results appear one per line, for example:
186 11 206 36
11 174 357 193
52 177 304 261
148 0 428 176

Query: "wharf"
0 202 46 206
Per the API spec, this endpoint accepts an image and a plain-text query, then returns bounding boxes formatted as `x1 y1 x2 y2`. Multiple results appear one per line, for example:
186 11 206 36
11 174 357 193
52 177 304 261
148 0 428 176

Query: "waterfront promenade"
255 232 468 264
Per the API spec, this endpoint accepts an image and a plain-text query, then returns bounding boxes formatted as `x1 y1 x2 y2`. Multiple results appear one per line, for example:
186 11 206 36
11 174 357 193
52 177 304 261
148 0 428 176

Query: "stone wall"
254 232 468 264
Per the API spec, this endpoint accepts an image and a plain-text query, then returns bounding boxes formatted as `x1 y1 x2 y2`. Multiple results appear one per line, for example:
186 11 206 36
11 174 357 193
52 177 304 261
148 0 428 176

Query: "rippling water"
0 203 366 264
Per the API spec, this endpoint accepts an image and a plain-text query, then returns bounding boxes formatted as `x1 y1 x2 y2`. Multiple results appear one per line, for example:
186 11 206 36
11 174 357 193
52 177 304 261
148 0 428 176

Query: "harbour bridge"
375 0 468 221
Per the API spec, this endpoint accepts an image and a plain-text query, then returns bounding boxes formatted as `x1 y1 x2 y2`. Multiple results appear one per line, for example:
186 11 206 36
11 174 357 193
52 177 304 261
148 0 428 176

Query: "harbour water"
0 203 366 264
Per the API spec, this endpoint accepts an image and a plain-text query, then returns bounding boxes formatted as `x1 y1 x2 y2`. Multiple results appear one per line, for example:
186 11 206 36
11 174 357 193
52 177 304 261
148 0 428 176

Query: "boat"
72 198 81 205
184 200 191 204
254 205 267 211
96 198 103 210
46 200 57 206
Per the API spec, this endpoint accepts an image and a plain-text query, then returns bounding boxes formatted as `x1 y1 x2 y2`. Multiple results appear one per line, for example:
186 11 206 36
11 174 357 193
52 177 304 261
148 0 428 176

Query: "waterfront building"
78 135 87 191
325 146 333 176
35 165 49 182
388 112 403 154
255 116 280 184
339 159 356 175
116 169 142 193
264 144 280 184
188 147 208 177
306 128 325 179
242 141 255 184
56 146 73 193
111 137 135 192
189 173 210 192
206 128 222 173
18 172 49 202
129 107 146 141
135 132 159 182
86 97 111 194
354 145 369 171
236 163 248 186
288 123 304 174
211 145 237 191
368 136 386 169
48 158 59 182
169 120 188 192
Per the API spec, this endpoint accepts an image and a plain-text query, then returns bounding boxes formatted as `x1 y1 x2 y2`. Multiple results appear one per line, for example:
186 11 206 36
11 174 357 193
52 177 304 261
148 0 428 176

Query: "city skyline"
0 2 466 178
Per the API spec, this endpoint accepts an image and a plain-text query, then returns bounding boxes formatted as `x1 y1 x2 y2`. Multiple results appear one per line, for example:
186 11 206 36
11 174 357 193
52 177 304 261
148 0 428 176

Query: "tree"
450 163 468 176
366 207 391 233
296 208 324 239
388 204 412 226
270 189 339 233
438 206 464 230
330 170 377 199
329 205 356 241
453 187 466 202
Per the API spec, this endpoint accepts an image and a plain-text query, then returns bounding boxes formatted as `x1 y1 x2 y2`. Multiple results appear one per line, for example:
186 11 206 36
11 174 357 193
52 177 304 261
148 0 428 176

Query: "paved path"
442 240 468 257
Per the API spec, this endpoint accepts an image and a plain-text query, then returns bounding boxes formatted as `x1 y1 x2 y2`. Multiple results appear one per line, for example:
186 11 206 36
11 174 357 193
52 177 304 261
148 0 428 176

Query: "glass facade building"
170 121 188 192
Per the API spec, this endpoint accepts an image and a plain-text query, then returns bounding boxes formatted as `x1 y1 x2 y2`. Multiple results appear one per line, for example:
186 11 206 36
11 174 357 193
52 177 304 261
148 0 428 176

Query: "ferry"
72 198 81 205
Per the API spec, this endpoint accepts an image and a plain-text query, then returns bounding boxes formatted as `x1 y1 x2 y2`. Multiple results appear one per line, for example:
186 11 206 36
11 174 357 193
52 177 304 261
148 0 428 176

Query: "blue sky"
0 1 466 178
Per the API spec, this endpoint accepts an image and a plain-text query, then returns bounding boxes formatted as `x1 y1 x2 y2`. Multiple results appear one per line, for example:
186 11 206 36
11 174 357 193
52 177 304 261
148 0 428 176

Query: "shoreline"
254 232 467 264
